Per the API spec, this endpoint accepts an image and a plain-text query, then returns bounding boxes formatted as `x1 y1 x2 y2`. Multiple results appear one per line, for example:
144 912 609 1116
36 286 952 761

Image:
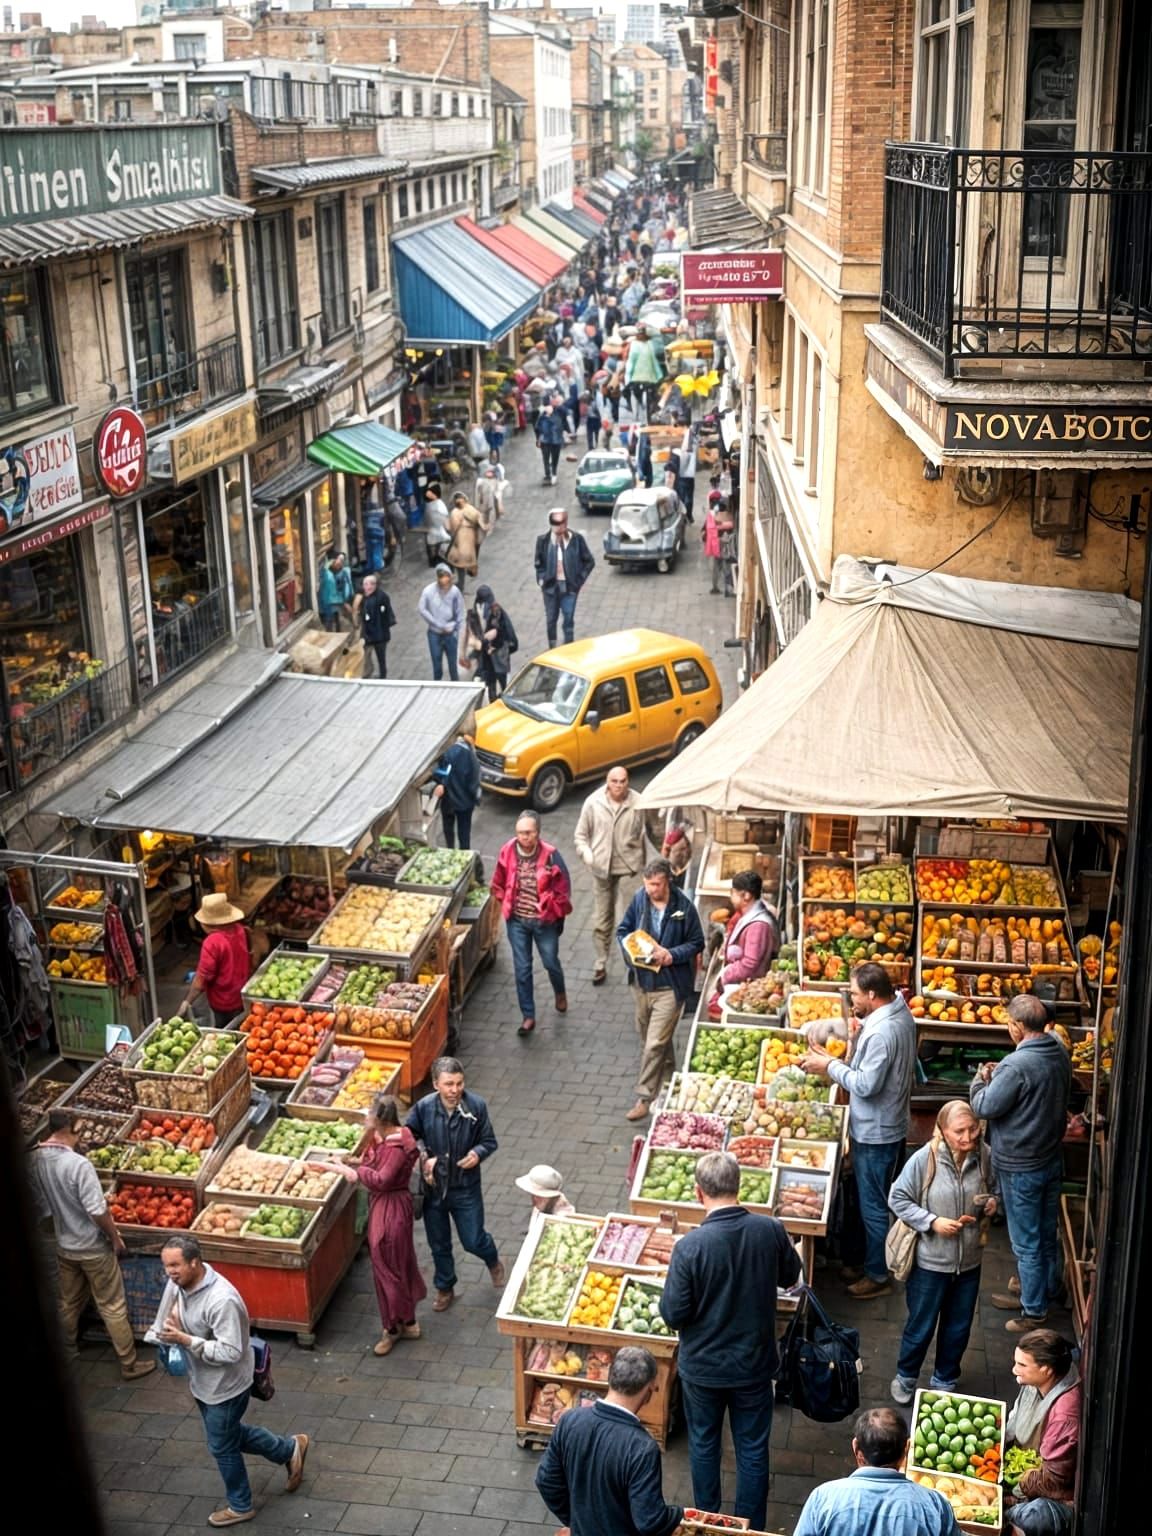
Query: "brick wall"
226 4 491 89
229 111 383 203
491 34 540 193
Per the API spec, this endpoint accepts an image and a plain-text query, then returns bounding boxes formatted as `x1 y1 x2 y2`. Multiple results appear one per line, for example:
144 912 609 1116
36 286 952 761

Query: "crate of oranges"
568 1269 623 1329
755 1028 810 1084
238 1004 336 1089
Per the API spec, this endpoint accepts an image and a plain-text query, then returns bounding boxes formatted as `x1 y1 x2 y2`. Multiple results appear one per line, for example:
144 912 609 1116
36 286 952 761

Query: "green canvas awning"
307 422 415 476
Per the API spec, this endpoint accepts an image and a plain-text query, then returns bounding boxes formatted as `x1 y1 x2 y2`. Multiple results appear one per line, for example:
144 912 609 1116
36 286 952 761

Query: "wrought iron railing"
880 144 1152 376
744 132 787 175
133 336 245 417
151 586 229 685
9 655 134 786
248 76 383 125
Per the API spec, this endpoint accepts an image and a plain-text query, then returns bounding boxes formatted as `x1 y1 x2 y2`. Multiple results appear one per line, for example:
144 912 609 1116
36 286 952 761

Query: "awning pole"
324 846 334 904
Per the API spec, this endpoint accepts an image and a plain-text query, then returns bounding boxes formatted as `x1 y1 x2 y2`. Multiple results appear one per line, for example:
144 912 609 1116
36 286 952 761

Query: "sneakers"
626 1100 650 1122
1006 1313 1048 1332
433 1288 455 1312
847 1277 892 1299
120 1359 157 1381
285 1433 309 1493
489 1261 507 1289
890 1377 915 1406
208 1511 255 1527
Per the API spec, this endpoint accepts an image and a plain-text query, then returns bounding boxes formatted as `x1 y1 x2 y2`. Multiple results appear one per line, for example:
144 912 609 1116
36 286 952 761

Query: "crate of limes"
908 1389 1006 1482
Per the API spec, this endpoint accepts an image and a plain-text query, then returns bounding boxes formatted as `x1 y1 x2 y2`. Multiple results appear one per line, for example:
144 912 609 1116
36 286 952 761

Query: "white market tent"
642 558 1139 823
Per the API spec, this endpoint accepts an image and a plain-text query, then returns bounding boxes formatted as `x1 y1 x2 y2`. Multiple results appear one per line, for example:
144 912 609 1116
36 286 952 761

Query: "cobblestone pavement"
81 421 1040 1536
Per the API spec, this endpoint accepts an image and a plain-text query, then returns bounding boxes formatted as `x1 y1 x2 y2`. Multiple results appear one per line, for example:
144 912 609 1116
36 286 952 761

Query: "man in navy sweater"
535 1346 682 1536
660 1150 802 1529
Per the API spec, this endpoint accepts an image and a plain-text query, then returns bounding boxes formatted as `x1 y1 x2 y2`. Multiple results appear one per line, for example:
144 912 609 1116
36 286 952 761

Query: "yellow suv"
475 628 723 811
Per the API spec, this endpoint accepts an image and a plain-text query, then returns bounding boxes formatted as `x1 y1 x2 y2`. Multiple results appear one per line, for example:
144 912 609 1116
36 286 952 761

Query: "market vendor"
707 870 780 1013
515 1164 575 1216
1006 1330 1081 1508
179 893 252 1029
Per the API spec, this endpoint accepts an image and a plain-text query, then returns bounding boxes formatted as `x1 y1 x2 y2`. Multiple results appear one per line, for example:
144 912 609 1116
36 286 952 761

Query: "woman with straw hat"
178 892 252 1028
515 1165 575 1217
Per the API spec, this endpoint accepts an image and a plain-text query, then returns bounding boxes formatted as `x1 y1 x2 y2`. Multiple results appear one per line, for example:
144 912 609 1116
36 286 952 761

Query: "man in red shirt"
180 893 252 1027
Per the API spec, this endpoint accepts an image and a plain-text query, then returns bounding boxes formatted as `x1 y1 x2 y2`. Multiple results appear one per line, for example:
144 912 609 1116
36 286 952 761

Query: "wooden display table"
199 1182 361 1348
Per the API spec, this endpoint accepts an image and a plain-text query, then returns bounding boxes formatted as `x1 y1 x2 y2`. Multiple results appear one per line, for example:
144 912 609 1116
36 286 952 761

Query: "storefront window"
270 499 304 633
141 482 228 681
313 477 334 556
223 459 253 614
0 269 58 423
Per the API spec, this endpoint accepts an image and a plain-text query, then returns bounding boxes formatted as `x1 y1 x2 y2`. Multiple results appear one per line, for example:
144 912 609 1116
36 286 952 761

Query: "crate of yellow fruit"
329 1058 403 1119
568 1269 623 1330
755 1029 809 1083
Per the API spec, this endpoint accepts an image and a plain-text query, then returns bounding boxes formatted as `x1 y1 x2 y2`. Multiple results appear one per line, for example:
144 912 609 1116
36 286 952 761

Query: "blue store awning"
391 220 540 346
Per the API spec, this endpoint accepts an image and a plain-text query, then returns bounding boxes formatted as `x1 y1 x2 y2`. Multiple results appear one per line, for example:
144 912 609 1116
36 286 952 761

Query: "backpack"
775 1286 862 1423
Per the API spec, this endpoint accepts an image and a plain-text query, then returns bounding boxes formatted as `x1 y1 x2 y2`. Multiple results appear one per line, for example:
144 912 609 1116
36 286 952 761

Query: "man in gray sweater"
147 1235 308 1526
970 995 1071 1330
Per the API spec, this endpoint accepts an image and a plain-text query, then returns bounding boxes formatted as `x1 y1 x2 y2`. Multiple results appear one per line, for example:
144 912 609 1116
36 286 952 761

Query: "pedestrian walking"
659 1151 802 1530
31 1109 156 1381
792 1408 960 1536
617 858 705 1121
574 766 651 986
536 1346 683 1536
803 962 917 1297
970 996 1071 1329
484 407 506 454
677 424 698 522
625 324 664 422
146 1234 308 1527
460 583 517 702
534 507 596 649
418 563 464 681
431 731 480 849
490 810 572 1037
703 497 735 595
445 491 485 593
315 1095 425 1356
423 487 451 567
535 402 565 485
353 573 396 679
406 1057 504 1312
583 390 603 451
888 1100 997 1404
317 550 353 631
466 419 489 463
474 465 502 527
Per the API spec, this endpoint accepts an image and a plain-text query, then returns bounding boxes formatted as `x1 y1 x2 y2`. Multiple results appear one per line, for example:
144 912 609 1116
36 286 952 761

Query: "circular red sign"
93 406 148 499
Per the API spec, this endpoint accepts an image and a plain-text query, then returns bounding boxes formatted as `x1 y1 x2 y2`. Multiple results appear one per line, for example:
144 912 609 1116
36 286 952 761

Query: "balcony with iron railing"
879 143 1152 379
133 336 246 420
8 656 135 789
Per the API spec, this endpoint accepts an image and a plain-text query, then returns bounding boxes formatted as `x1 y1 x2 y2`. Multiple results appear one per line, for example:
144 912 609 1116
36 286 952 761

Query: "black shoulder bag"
775 1285 862 1423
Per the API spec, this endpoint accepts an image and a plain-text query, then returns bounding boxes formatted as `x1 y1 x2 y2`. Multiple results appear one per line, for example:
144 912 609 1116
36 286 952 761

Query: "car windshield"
582 456 625 476
504 664 590 724
615 498 662 534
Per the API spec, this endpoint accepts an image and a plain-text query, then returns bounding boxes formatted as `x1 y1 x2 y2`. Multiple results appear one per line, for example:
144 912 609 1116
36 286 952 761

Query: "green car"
575 450 634 514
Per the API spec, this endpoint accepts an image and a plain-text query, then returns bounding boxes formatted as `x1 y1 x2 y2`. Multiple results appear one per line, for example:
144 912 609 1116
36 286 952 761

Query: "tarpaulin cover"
307 422 415 476
48 673 484 851
641 558 1136 822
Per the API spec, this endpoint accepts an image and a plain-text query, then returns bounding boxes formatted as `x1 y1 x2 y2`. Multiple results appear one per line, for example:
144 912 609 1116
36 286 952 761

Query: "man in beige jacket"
574 766 652 985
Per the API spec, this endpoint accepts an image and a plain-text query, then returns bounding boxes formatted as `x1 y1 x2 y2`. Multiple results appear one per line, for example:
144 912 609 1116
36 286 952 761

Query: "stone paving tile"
77 419 1028 1536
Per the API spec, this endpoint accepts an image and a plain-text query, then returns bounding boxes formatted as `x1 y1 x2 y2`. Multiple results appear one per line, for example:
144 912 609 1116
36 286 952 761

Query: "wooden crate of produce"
906 1386 1006 1488
333 973 449 1095
937 823 1049 863
307 885 448 970
123 1019 248 1113
242 947 331 1010
234 1006 337 1093
287 1054 403 1122
772 1167 832 1234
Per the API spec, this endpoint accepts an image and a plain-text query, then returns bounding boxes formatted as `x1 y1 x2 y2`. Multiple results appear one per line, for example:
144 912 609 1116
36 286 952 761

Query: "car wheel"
530 762 568 812
674 722 705 755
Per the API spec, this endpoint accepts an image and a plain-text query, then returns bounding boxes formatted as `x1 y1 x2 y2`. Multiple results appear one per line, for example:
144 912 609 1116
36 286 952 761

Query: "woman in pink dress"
323 1095 426 1355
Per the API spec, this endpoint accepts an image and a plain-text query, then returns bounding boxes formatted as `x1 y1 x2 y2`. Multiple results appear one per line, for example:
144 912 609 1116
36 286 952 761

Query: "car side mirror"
585 710 600 730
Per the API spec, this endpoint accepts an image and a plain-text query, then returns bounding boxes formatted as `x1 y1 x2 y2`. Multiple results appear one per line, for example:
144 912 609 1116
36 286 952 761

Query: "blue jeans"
441 806 473 849
427 630 459 681
422 1183 499 1292
851 1137 906 1282
896 1264 982 1386
196 1390 294 1514
999 1157 1064 1316
679 1378 773 1530
542 588 579 648
506 916 565 1020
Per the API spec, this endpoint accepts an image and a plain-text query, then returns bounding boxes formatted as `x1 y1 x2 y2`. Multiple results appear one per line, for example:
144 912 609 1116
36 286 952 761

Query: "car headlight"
504 755 519 770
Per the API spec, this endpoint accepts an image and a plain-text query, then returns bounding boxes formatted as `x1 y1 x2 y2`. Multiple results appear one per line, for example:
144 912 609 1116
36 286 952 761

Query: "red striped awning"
455 215 568 286
573 189 606 224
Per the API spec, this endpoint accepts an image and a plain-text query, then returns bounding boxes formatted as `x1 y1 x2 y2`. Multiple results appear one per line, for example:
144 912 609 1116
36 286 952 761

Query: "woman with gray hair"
888 1099 998 1404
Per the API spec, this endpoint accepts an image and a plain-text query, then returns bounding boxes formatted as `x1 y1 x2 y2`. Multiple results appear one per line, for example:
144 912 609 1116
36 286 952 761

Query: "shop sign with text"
682 250 783 304
945 406 1152 453
0 500 109 565
0 425 82 536
172 400 258 485
0 123 220 225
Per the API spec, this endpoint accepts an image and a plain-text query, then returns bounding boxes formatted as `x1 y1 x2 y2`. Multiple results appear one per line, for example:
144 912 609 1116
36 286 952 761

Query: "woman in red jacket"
490 810 572 1037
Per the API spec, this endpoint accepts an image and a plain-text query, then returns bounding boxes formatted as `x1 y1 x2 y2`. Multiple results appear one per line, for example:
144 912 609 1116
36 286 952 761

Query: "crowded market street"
76 423 1038 1536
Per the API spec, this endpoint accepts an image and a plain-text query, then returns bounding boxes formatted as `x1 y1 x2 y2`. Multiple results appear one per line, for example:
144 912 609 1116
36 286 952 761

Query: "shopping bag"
775 1286 862 1423
251 1336 275 1401
885 1219 920 1282
156 1342 188 1377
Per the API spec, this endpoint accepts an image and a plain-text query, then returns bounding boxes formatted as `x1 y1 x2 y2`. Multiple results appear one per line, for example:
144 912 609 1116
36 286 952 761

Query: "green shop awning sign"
0 123 221 223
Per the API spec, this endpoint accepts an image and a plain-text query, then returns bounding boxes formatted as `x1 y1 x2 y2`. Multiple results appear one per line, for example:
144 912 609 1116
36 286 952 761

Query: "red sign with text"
682 250 783 304
94 406 147 499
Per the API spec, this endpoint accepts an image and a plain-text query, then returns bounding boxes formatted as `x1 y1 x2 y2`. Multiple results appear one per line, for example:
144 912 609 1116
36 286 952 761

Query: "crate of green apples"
259 1116 362 1158
124 1142 204 1182
688 1024 775 1082
611 1279 675 1338
240 1202 316 1248
396 846 476 893
909 1390 1006 1482
635 1149 703 1207
243 949 325 1005
513 1218 600 1322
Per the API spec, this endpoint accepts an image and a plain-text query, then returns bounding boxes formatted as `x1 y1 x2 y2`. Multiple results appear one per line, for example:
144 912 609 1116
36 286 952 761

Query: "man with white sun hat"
516 1165 575 1216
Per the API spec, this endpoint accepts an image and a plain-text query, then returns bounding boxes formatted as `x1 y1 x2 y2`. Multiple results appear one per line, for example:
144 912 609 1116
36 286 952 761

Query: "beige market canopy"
642 558 1138 822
